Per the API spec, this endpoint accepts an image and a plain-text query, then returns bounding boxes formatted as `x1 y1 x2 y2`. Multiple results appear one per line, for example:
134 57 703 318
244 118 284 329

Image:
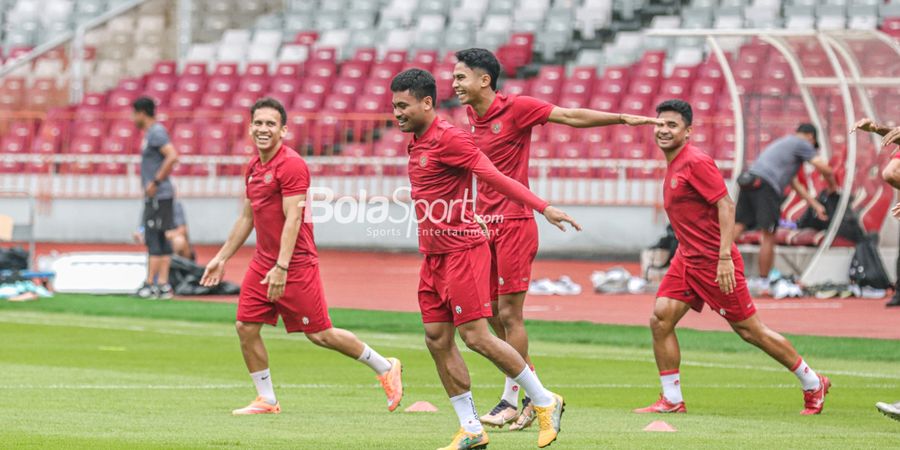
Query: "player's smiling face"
655 111 691 153
391 90 432 136
249 107 286 152
452 62 488 105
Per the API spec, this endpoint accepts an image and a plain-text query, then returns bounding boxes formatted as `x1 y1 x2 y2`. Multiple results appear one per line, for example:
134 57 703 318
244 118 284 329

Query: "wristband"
275 263 289 272
152 179 161 186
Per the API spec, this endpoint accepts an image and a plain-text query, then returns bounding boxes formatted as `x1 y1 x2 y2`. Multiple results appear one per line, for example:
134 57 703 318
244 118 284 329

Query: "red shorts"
487 218 539 300
656 254 757 322
418 241 493 327
237 264 333 334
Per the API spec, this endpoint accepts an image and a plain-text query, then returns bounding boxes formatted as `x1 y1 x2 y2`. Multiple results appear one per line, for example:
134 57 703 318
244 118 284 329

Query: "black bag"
168 255 240 295
0 247 28 271
849 233 891 289
737 171 764 190
649 225 679 268
796 191 865 243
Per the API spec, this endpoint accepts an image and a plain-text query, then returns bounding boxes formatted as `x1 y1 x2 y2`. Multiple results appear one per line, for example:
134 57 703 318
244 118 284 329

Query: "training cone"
404 401 438 412
643 420 677 432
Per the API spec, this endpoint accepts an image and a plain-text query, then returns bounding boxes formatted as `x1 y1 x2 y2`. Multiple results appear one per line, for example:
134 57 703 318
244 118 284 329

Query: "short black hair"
455 48 501 91
250 97 287 126
390 68 436 102
655 99 693 126
132 96 156 117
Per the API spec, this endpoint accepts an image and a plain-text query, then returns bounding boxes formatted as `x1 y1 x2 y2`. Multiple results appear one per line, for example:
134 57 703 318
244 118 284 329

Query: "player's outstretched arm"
851 117 893 137
201 198 254 287
547 106 665 129
470 152 581 231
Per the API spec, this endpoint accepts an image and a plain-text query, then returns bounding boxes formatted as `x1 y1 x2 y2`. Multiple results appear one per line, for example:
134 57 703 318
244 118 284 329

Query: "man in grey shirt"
133 96 180 299
734 124 838 293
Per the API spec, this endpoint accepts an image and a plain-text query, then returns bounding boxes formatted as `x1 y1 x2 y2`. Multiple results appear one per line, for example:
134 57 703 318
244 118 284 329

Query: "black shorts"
735 182 782 233
144 198 174 256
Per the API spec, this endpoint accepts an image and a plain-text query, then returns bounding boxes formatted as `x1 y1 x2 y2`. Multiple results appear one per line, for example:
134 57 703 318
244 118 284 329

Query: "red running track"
33 243 900 340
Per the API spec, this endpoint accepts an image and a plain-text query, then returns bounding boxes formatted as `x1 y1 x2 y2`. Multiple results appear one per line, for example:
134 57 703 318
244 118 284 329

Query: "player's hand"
892 201 900 219
851 117 877 134
542 206 582 232
261 265 287 302
716 258 735 294
474 214 489 236
811 200 828 221
131 231 144 245
145 181 157 198
623 114 666 127
882 127 900 147
201 258 225 287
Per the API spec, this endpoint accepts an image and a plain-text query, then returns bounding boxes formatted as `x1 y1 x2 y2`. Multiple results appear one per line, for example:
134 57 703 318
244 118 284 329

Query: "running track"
35 243 900 340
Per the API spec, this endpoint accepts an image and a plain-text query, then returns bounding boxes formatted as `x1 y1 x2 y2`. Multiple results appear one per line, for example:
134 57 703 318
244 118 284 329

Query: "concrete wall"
1 197 670 256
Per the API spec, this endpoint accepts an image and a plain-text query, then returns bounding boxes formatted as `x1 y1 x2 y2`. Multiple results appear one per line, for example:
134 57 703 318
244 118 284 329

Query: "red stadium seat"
294 31 319 45
209 75 239 94
146 75 177 96
231 91 259 109
245 62 269 77
530 79 561 104
275 62 304 77
307 60 338 79
371 61 402 80
183 61 208 76
201 123 230 156
620 94 653 116
363 78 391 101
628 77 659 96
571 66 598 82
352 47 377 63
214 62 239 77
109 120 138 153
176 74 206 94
589 93 620 111
340 60 371 79
73 121 106 140
333 78 364 96
312 47 337 62
271 76 303 98
692 77 722 97
412 50 438 69
100 137 129 155
108 90 137 111
292 92 324 112
545 124 576 144
384 50 408 65
200 91 231 110
0 136 26 154
501 79 530 96
31 136 59 155
69 136 99 154
169 91 200 110
561 78 594 98
153 60 177 75
355 93 387 113
301 77 332 95
537 65 565 82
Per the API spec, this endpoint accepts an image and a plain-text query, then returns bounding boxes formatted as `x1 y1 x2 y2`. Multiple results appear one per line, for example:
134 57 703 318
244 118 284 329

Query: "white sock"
792 358 820 391
357 344 392 375
450 391 483 434
660 370 683 404
250 368 276 404
501 377 520 405
513 366 553 407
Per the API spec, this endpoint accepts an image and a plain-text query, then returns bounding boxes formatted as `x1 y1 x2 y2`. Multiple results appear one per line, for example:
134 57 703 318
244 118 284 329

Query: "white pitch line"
1 383 897 390
2 311 899 380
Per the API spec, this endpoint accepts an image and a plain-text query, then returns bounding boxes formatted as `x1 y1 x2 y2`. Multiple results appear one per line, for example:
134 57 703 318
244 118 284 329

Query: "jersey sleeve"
279 157 310 197
471 152 549 213
512 95 555 129
796 140 817 162
689 157 729 205
148 126 170 148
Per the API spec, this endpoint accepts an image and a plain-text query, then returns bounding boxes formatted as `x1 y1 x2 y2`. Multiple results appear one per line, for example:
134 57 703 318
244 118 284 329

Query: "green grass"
1 294 898 449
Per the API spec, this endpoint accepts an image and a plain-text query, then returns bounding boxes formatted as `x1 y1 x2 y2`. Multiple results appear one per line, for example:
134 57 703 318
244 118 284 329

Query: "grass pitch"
1 295 898 449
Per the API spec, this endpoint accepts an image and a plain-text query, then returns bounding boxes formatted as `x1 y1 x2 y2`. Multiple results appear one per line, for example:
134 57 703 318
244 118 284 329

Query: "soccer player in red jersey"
452 48 664 429
633 99 830 415
391 68 580 449
200 98 403 416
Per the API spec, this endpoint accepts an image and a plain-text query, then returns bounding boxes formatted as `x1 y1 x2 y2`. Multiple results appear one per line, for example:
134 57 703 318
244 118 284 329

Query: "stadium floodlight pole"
705 35 745 182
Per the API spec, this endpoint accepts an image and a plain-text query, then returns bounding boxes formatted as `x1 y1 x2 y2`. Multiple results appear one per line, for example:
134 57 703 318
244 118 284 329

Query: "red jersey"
663 144 737 268
407 116 550 255
466 93 554 221
245 145 317 277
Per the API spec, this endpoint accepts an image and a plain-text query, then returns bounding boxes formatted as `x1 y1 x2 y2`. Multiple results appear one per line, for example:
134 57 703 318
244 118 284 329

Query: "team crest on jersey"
419 155 428 167
264 173 273 184
670 178 678 189
492 122 502 134
470 126 475 133
455 305 462 314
